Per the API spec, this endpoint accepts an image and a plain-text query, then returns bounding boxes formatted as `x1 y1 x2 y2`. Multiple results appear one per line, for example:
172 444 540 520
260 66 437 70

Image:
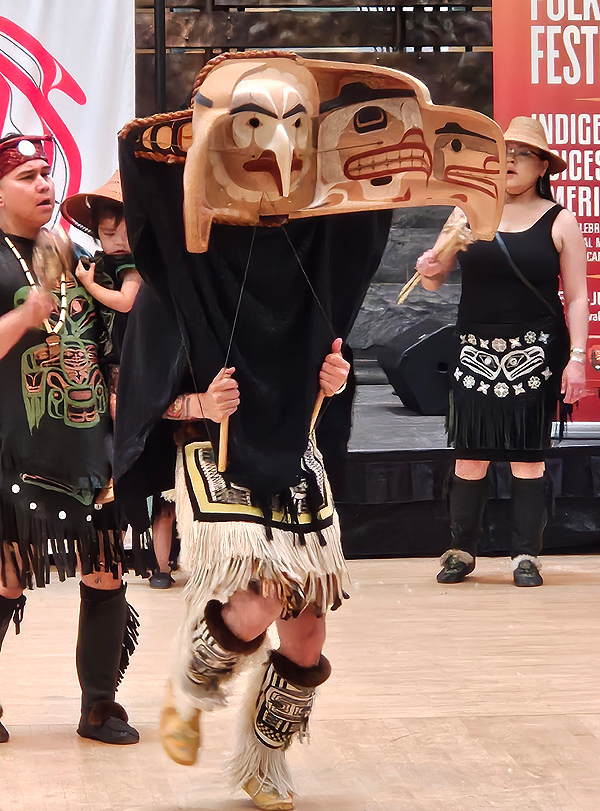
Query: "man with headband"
0 133 138 746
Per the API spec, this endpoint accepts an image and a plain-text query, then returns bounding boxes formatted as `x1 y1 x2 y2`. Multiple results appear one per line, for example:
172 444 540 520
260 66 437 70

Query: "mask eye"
249 118 260 129
451 139 462 153
353 106 387 134
294 119 302 128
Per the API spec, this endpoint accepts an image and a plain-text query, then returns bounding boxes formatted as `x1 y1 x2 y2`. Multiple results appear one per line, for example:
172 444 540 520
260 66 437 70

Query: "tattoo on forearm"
165 395 184 419
165 394 195 420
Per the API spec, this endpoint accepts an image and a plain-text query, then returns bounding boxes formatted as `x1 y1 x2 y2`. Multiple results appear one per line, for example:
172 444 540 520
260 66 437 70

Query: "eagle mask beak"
267 122 295 199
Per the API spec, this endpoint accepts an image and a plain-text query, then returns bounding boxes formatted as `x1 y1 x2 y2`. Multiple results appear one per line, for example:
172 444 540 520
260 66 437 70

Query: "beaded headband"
0 134 53 181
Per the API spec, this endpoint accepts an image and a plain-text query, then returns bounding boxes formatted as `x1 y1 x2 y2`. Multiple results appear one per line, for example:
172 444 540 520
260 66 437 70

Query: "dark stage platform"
338 385 600 559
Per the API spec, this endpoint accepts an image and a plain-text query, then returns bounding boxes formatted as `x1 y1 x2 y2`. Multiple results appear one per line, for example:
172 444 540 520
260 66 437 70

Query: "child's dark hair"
89 199 124 240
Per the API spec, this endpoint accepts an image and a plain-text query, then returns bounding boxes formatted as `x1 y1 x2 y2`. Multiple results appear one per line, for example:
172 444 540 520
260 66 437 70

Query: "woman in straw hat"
416 116 588 587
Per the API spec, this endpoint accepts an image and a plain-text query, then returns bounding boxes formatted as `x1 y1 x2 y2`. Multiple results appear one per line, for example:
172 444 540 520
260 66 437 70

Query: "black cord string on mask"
281 225 337 343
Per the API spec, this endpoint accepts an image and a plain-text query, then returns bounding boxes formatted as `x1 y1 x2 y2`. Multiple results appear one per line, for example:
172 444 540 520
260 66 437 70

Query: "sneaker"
149 572 174 589
436 553 475 584
513 559 543 587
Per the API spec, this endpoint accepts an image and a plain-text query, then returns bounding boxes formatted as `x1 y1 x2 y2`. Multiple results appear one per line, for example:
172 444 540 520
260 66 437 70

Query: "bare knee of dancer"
79 553 123 590
455 459 490 480
0 547 24 599
277 606 326 668
222 586 283 642
510 461 545 479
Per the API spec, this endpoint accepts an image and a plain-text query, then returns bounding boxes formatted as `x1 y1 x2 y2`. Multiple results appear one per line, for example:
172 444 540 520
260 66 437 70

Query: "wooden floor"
1 556 600 811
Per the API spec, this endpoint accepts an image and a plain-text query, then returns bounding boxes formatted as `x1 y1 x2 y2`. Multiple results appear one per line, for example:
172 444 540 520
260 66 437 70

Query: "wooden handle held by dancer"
397 272 421 305
310 390 326 433
432 210 474 264
218 417 229 472
397 212 475 305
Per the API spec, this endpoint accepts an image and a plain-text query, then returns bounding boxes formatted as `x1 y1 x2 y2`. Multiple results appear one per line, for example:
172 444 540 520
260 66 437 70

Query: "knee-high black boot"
437 474 489 584
0 593 26 743
511 475 546 587
76 582 139 744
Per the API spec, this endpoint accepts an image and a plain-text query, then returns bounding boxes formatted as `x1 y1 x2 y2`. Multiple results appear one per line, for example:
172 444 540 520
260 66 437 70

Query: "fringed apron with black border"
166 434 349 621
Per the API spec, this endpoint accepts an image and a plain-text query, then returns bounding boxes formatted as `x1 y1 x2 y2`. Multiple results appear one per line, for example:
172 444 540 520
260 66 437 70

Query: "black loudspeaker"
376 323 457 416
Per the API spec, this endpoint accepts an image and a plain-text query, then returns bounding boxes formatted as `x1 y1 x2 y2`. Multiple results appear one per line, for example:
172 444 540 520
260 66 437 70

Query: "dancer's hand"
319 338 350 397
561 358 586 404
20 287 54 329
415 250 445 278
199 367 240 422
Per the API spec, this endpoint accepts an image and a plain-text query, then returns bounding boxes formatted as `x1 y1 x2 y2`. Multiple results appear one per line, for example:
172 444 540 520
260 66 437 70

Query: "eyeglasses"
506 147 543 161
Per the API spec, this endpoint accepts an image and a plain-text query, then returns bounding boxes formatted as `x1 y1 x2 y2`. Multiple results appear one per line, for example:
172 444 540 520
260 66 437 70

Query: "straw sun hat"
503 116 567 176
61 170 123 235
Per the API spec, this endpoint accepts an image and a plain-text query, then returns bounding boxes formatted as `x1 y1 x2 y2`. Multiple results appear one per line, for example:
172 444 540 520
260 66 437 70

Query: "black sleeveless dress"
447 205 570 461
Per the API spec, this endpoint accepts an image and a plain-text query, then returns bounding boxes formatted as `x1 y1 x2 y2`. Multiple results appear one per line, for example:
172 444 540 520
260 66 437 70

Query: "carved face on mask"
183 58 319 251
310 73 502 241
123 52 505 253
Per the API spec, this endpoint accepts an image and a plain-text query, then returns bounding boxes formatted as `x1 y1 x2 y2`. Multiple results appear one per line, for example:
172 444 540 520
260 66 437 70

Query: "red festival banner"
493 0 600 415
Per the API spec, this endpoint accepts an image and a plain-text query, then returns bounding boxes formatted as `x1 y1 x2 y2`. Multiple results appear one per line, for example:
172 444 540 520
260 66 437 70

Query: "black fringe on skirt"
447 391 555 456
0 492 127 589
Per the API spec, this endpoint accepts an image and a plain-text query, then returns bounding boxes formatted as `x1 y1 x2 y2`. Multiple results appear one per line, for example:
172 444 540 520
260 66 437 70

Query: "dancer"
115 49 505 808
114 206 387 810
0 133 138 745
115 143 391 811
417 117 588 586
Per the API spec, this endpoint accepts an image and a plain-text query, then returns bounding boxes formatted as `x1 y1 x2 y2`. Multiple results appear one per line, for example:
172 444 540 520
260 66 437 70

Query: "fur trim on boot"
227 652 331 800
510 554 542 571
205 600 266 655
77 699 139 745
88 699 129 726
440 549 475 567
171 600 267 720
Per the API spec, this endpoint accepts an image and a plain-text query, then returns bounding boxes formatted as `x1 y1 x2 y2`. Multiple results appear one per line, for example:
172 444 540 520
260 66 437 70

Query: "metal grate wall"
135 2 493 118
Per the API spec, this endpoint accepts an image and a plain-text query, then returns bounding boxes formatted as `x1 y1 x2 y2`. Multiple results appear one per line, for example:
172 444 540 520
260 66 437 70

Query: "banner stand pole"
154 0 167 113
